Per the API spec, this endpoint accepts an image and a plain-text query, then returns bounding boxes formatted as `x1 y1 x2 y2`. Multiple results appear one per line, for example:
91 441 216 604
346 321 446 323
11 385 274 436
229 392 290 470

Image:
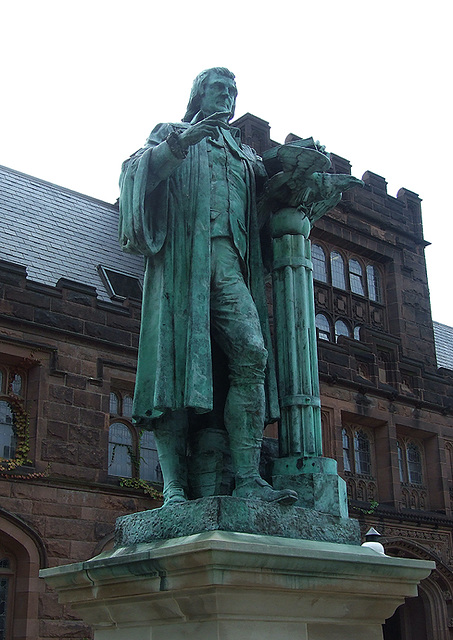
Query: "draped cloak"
119 122 279 427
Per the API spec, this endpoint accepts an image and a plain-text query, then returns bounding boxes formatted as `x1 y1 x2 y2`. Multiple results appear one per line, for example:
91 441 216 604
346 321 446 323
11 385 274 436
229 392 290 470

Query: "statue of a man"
119 67 296 507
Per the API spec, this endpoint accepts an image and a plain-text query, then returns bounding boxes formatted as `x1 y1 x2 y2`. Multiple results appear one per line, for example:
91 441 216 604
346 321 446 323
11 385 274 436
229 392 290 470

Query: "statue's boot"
153 411 189 507
226 384 298 506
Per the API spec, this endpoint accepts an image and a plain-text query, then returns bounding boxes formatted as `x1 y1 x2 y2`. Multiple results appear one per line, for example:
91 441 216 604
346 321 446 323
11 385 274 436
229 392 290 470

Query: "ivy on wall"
0 356 50 479
119 477 163 500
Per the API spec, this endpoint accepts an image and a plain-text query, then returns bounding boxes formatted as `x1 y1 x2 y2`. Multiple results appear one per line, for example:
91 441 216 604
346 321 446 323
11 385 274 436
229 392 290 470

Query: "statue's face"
199 72 237 120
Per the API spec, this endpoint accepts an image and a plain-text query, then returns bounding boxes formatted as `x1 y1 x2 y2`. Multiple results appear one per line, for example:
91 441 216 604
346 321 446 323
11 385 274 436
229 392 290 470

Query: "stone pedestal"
41 530 433 640
114 496 360 545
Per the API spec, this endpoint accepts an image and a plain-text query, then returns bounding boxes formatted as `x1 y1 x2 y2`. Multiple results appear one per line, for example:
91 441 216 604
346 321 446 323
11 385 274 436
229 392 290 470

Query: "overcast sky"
2 0 452 325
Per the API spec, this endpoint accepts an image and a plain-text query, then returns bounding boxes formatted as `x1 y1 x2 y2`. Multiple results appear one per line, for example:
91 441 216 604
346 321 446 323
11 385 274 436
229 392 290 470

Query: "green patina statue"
119 67 361 510
119 68 297 507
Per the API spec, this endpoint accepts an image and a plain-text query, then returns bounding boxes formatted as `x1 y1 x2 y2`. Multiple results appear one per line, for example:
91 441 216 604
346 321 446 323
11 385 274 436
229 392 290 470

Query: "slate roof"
0 164 144 303
433 321 453 371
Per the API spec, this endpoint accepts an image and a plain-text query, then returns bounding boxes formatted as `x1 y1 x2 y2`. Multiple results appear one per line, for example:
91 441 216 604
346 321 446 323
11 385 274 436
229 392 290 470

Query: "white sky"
2 0 452 326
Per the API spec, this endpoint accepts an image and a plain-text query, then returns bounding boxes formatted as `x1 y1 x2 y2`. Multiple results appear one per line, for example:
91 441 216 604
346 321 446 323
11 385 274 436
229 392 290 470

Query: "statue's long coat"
119 123 279 426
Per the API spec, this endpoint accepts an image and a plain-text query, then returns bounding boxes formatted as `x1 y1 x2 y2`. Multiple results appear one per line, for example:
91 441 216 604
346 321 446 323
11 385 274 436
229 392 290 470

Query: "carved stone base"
41 531 434 640
114 495 360 546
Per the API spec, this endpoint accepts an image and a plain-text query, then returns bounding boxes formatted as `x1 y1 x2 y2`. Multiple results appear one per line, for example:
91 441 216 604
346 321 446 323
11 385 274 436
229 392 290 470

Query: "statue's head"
183 67 237 122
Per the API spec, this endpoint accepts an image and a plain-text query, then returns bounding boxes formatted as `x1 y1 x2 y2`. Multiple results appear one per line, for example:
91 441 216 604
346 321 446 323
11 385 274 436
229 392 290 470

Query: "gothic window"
312 240 386 345
109 392 119 415
0 368 26 398
330 251 346 289
108 387 161 483
354 430 372 475
407 442 423 485
123 395 133 418
341 425 374 478
397 438 425 486
0 367 26 462
397 438 427 509
335 319 350 341
0 402 15 460
366 264 382 302
312 244 327 282
348 259 365 296
342 428 352 472
108 422 133 478
315 314 331 341
9 375 22 397
140 431 162 483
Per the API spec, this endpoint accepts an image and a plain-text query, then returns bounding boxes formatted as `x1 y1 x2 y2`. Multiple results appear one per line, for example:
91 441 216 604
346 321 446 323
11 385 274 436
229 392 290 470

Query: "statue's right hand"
178 112 230 150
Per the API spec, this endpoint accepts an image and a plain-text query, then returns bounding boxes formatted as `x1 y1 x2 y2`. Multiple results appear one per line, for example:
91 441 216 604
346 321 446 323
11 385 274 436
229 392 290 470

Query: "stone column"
270 207 347 516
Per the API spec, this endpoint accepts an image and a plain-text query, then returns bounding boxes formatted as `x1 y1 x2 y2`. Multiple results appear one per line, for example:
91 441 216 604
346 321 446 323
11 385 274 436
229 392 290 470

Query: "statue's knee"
244 341 268 372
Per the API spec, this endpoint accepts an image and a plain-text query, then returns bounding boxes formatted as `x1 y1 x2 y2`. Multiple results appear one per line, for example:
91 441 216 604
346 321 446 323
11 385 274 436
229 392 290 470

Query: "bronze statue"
119 68 297 506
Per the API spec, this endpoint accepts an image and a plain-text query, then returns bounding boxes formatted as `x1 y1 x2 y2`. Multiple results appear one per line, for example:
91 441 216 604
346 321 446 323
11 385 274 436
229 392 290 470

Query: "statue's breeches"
210 237 267 386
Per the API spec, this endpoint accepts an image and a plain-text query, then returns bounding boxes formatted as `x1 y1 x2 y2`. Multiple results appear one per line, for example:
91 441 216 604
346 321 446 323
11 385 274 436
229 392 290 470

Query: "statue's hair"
182 67 236 122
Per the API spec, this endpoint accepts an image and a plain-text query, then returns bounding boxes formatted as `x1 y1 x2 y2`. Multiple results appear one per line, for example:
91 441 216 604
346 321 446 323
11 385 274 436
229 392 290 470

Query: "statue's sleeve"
118 123 184 256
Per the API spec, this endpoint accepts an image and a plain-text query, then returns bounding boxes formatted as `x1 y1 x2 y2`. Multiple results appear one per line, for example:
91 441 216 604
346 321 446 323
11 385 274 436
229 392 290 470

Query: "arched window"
335 320 350 341
354 430 371 475
123 395 133 418
108 423 133 478
330 251 346 289
0 401 16 460
342 428 351 472
354 325 362 341
312 244 327 282
407 442 423 485
108 386 163 487
341 424 375 499
315 314 331 341
366 265 382 302
349 258 365 295
9 374 22 397
140 431 162 482
109 392 119 415
397 438 425 486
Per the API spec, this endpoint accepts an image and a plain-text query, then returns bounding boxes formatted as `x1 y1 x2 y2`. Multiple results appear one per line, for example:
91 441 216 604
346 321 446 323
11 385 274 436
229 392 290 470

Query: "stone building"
1 113 453 640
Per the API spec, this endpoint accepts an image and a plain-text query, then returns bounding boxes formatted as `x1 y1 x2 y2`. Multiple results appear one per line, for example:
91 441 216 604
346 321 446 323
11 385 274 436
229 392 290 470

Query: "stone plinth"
41 531 434 640
115 496 360 545
273 455 349 517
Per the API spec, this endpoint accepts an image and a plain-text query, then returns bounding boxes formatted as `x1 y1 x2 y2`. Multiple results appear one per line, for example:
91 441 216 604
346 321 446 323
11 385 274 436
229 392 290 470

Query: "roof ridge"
0 163 117 209
433 320 453 331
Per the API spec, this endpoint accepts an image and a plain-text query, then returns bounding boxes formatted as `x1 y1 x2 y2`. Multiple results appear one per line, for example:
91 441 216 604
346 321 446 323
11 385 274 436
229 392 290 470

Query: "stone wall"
0 259 160 640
